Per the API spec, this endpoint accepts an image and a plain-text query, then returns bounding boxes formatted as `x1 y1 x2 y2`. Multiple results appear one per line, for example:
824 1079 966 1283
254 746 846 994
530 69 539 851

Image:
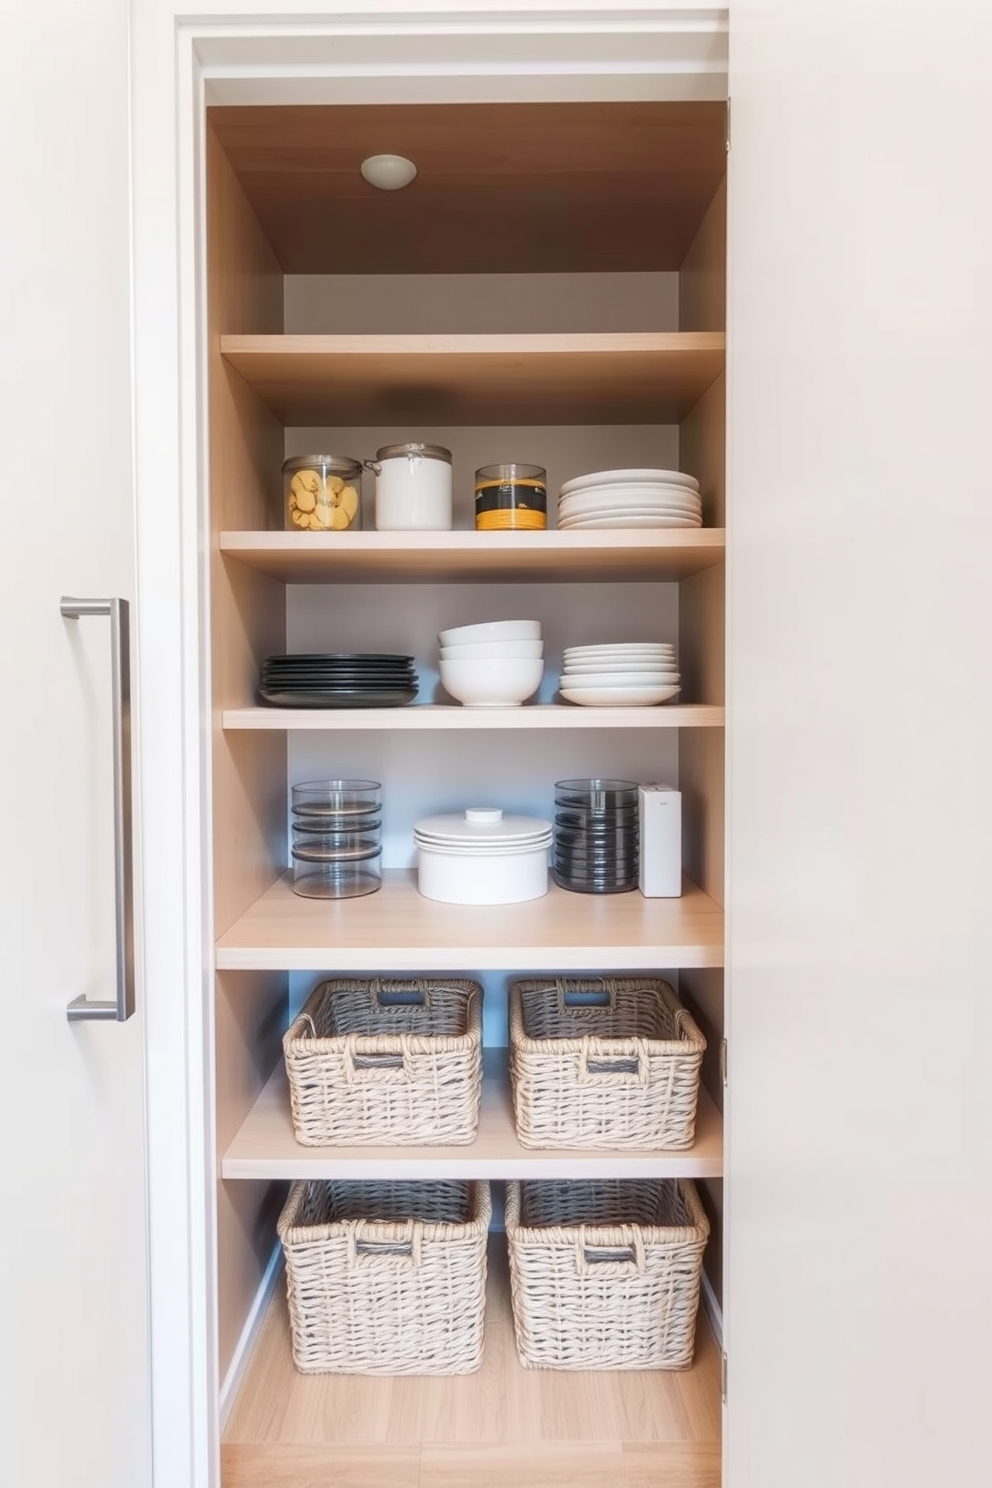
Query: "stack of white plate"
557 469 702 529
559 643 680 707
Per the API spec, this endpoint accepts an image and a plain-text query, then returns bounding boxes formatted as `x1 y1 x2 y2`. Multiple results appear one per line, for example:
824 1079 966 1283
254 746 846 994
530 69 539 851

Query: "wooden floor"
223 1242 722 1487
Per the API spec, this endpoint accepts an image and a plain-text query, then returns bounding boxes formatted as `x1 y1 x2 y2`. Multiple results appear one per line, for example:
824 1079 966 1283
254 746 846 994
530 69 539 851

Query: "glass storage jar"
474 463 547 531
283 454 363 532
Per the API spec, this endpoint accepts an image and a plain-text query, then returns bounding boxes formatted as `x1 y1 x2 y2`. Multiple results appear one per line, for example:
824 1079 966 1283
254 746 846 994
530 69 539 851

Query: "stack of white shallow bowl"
414 807 553 904
438 619 544 707
559 643 680 707
557 468 702 529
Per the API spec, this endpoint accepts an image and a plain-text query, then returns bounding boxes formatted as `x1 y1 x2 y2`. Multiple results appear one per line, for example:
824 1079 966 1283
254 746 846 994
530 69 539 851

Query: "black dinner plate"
258 686 418 708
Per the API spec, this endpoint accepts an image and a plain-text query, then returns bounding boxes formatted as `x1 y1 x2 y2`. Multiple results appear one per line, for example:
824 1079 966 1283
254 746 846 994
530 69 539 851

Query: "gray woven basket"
284 977 483 1145
506 1178 709 1371
278 1179 492 1375
509 977 705 1149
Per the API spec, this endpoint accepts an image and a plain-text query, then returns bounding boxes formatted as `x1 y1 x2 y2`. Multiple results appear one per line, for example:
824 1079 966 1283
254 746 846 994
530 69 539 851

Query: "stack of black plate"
553 778 640 894
258 653 418 708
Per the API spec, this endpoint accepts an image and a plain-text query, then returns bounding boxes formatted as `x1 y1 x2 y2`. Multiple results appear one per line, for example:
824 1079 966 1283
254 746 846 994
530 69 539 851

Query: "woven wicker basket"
284 977 483 1145
509 977 706 1149
505 1178 709 1371
278 1179 492 1375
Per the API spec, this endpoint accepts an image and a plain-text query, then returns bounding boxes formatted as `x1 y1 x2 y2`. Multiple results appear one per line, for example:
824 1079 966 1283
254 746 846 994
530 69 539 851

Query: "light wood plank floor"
223 1242 721 1487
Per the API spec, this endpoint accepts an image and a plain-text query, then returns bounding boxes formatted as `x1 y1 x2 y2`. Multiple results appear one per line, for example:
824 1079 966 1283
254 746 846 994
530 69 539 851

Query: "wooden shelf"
219 331 725 425
223 1050 722 1181
222 1241 722 1488
223 703 725 731
215 871 724 972
220 528 725 584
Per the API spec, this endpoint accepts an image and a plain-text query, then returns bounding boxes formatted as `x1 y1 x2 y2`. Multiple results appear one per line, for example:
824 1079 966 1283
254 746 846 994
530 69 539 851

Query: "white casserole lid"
413 807 552 849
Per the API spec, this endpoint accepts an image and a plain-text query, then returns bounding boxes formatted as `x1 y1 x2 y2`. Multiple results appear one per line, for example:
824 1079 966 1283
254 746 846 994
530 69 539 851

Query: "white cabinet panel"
726 2 992 1485
0 3 152 1486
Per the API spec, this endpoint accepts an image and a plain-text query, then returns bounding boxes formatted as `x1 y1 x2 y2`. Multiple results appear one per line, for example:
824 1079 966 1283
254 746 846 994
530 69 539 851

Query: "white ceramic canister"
369 442 453 530
414 807 552 905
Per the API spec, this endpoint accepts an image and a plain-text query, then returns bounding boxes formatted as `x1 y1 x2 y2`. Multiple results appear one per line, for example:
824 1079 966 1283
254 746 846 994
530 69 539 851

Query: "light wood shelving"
222 1240 722 1488
216 872 724 972
223 703 725 731
223 1050 722 1181
219 529 726 585
219 331 725 425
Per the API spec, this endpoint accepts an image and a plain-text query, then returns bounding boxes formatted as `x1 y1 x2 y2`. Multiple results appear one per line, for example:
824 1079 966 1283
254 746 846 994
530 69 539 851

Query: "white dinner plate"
559 507 701 523
558 514 702 530
559 487 702 516
560 671 681 687
564 656 675 668
564 644 675 657
560 468 700 496
562 661 680 677
560 684 682 707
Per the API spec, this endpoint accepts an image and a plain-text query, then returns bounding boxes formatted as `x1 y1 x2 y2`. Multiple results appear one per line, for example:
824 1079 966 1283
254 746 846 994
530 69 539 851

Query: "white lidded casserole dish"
414 807 552 905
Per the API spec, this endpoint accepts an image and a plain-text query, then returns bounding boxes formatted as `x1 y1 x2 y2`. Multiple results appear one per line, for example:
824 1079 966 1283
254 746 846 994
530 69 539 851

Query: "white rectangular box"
638 784 682 897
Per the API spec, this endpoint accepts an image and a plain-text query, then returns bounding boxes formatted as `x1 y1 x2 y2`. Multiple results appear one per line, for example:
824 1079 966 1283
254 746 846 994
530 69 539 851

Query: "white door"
0 3 153 1486
726 2 992 1486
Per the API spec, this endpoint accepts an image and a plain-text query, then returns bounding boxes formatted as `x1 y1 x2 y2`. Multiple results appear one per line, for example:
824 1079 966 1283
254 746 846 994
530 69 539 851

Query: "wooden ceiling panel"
208 103 727 275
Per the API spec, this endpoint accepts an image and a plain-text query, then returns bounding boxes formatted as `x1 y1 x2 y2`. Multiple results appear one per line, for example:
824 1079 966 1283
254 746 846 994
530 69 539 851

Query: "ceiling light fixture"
360 154 418 191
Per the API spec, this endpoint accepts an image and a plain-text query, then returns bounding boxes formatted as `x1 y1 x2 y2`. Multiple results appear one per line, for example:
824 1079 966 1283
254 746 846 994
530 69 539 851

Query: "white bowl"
440 656 544 707
440 639 544 660
438 619 541 646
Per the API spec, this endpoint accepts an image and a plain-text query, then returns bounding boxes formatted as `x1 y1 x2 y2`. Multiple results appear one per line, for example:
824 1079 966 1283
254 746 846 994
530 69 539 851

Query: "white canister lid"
375 442 452 463
414 807 552 848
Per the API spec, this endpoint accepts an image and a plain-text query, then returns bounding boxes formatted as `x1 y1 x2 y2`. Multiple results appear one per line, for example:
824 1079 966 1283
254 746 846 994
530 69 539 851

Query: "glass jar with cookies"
282 454 363 532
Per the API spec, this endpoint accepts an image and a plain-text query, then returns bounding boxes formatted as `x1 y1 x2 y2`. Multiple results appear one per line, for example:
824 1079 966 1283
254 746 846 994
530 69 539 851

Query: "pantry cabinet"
89 3 992 1487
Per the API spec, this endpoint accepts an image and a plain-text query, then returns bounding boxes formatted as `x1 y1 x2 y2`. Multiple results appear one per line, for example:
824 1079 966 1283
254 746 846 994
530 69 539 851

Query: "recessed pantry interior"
206 98 727 1487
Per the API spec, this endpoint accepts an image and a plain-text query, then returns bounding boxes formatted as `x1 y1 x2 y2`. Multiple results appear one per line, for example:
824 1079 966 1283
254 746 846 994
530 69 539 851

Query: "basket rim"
508 976 706 1056
278 1179 492 1246
504 1178 710 1246
285 976 483 1055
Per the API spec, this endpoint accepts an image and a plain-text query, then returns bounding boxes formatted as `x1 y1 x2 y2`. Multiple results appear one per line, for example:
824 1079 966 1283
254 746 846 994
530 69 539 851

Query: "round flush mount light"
360 154 418 191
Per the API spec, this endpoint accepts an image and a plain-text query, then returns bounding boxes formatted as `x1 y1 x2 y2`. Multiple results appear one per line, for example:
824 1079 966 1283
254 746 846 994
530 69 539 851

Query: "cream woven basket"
505 1178 709 1371
509 977 705 1149
284 977 483 1145
278 1179 492 1375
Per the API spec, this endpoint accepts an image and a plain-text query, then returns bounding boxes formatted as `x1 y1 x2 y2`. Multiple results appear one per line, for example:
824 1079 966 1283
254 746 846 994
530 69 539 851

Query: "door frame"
130 6 728 1484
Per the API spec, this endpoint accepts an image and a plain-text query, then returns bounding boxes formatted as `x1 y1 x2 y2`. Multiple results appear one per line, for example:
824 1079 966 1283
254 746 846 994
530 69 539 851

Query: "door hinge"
725 98 731 153
720 1037 728 1087
721 1350 728 1403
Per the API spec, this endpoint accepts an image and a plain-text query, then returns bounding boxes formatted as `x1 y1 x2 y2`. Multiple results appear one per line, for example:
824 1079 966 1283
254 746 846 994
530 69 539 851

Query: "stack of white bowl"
559 643 680 707
438 620 544 707
557 468 702 529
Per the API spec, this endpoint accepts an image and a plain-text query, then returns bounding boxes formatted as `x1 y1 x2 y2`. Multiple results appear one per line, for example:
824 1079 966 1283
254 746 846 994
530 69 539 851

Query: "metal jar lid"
282 453 363 477
374 442 452 464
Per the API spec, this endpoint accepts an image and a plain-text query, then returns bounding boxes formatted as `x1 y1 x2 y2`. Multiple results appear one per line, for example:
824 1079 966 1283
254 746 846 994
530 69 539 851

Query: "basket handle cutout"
344 1033 408 1080
558 977 613 1011
576 1225 646 1275
375 983 427 1008
350 1219 422 1267
579 1037 650 1086
352 1051 404 1070
585 1055 639 1077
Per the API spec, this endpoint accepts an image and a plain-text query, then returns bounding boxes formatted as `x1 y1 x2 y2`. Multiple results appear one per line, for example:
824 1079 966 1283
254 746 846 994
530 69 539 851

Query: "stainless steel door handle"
61 596 135 1022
